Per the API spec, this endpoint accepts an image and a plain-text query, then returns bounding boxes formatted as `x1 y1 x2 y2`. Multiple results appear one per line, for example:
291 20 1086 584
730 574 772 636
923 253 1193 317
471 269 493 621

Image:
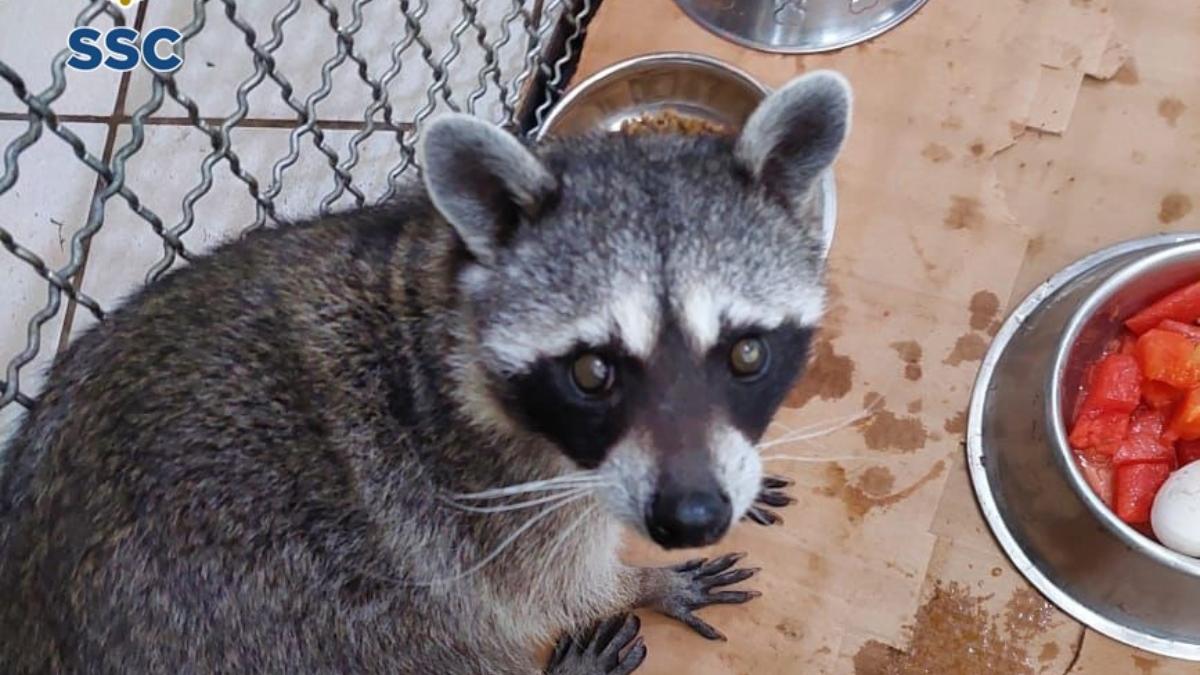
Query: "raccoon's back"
0 203 432 666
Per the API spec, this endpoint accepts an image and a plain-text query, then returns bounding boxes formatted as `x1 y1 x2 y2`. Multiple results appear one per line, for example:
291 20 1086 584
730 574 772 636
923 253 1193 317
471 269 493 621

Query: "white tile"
0 2 125 115
0 120 110 429
123 0 553 125
75 121 408 333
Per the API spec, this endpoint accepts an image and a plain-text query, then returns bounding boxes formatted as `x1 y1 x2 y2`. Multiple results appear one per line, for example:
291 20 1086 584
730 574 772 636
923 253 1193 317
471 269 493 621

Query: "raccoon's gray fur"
0 71 851 674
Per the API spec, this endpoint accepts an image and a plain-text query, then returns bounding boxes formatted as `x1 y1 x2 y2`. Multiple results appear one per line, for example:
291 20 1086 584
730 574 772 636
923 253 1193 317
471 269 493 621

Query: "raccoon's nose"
647 489 732 549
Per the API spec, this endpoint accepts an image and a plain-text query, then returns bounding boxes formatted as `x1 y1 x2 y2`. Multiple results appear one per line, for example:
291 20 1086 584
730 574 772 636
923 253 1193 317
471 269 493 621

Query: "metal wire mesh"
0 0 598 418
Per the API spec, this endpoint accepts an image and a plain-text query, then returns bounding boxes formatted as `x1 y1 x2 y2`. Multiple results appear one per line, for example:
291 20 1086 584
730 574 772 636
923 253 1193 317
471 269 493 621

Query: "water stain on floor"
857 393 929 452
944 410 967 435
785 338 855 408
853 583 1056 675
968 290 1000 332
944 333 989 366
1131 654 1159 674
1038 642 1059 664
818 460 945 522
945 196 984 230
1157 97 1186 127
890 340 924 381
1113 59 1139 85
1158 192 1193 224
921 143 953 163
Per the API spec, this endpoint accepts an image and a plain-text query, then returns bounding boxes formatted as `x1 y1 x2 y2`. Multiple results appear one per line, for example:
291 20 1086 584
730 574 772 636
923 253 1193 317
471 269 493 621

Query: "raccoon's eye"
571 353 615 396
730 337 768 378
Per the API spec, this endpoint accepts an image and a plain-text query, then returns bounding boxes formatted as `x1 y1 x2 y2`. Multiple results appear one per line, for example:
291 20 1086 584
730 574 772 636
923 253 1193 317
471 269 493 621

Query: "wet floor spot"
968 291 1000 332
1159 192 1193 224
922 143 953 163
945 333 989 366
945 196 984 230
785 338 855 408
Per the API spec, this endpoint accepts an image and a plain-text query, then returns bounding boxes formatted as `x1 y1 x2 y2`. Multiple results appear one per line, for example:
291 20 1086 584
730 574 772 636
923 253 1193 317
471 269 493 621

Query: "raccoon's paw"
653 553 761 641
744 475 795 526
545 614 646 675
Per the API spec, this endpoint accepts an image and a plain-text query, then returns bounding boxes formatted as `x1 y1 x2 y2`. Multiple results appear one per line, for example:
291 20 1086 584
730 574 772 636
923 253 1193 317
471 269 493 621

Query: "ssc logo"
66 26 183 73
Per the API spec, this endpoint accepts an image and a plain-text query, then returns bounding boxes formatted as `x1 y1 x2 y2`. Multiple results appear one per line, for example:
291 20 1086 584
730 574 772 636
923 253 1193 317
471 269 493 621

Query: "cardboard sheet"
571 0 1200 671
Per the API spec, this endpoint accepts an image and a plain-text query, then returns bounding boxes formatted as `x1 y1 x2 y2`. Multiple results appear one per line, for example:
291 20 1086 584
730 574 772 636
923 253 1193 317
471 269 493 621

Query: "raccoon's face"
422 71 852 549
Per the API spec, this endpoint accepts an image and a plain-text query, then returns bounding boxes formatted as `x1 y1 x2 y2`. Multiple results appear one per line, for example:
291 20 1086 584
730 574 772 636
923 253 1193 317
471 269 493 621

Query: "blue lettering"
66 27 104 71
142 27 183 73
103 26 140 72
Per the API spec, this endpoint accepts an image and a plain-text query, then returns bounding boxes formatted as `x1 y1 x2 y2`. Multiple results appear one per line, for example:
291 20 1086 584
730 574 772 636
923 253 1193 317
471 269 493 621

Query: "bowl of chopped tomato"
1053 247 1200 547
968 234 1200 661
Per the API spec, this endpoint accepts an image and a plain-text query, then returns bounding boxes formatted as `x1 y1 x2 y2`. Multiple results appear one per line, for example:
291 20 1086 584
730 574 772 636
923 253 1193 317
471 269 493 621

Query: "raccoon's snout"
646 483 732 549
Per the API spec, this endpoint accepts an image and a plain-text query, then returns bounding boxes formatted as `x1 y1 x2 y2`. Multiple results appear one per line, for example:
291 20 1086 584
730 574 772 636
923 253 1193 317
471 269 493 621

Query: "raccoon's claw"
545 614 646 675
744 506 781 526
743 475 795 526
654 553 762 642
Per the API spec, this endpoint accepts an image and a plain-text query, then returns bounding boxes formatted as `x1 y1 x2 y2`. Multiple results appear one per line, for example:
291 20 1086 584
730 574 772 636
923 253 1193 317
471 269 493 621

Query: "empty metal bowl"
536 52 837 256
672 0 929 54
969 234 1200 660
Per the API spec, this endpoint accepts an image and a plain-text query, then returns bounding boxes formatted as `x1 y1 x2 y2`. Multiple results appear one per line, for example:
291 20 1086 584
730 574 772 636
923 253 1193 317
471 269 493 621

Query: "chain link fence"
0 0 599 425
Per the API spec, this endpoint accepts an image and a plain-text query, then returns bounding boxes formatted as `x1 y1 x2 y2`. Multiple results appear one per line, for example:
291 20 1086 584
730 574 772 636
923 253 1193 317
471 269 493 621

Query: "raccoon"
0 70 851 674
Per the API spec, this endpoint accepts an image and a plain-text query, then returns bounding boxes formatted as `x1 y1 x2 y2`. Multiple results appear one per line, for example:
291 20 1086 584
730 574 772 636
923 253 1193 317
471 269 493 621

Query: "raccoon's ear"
420 114 558 264
735 70 852 207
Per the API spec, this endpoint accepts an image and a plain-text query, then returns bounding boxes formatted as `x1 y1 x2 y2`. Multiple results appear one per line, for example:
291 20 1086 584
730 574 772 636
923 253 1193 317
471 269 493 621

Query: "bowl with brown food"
969 233 1200 660
536 52 838 257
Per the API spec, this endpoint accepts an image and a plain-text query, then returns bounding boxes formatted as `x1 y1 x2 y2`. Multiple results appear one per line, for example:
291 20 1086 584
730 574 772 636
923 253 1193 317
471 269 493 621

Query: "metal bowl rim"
1048 240 1200 578
534 51 770 141
671 0 931 55
967 232 1200 661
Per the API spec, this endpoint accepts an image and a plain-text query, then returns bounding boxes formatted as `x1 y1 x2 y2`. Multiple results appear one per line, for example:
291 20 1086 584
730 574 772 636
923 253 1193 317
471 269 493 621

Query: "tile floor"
0 0 567 441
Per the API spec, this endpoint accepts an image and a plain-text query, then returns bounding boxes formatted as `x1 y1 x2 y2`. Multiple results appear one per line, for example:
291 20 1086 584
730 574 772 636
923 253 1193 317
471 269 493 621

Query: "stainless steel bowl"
672 0 929 54
969 234 1200 660
536 52 837 256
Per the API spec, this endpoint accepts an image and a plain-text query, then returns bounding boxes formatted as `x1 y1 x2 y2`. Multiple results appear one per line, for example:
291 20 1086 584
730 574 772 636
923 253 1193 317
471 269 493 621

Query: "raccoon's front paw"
652 553 761 641
545 614 646 675
744 474 795 526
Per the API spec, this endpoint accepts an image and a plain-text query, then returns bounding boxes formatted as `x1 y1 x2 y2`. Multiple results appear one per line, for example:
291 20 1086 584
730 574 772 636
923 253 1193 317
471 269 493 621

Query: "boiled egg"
1151 461 1200 557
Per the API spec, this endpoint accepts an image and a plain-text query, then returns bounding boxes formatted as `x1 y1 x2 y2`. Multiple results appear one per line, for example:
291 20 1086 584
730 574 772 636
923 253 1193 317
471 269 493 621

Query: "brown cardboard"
568 0 1200 671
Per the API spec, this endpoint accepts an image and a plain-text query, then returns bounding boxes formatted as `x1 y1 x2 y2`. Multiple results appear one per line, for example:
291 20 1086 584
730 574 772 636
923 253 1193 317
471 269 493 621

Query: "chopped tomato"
1069 410 1129 450
1114 436 1175 466
1113 409 1173 465
1141 380 1183 410
1134 329 1200 389
1120 333 1138 355
1178 439 1200 467
1075 354 1141 416
1129 407 1166 439
1077 457 1114 506
1170 387 1200 441
1126 279 1200 334
1069 277 1200 533
1114 462 1172 524
1157 319 1200 341
1102 334 1137 357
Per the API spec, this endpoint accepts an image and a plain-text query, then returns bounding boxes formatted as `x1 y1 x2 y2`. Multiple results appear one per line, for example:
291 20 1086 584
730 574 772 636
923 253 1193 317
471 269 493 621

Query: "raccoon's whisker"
789 407 876 436
768 419 797 433
540 503 599 570
410 492 589 587
448 474 608 501
761 454 873 463
768 398 885 439
440 487 594 514
756 406 880 450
